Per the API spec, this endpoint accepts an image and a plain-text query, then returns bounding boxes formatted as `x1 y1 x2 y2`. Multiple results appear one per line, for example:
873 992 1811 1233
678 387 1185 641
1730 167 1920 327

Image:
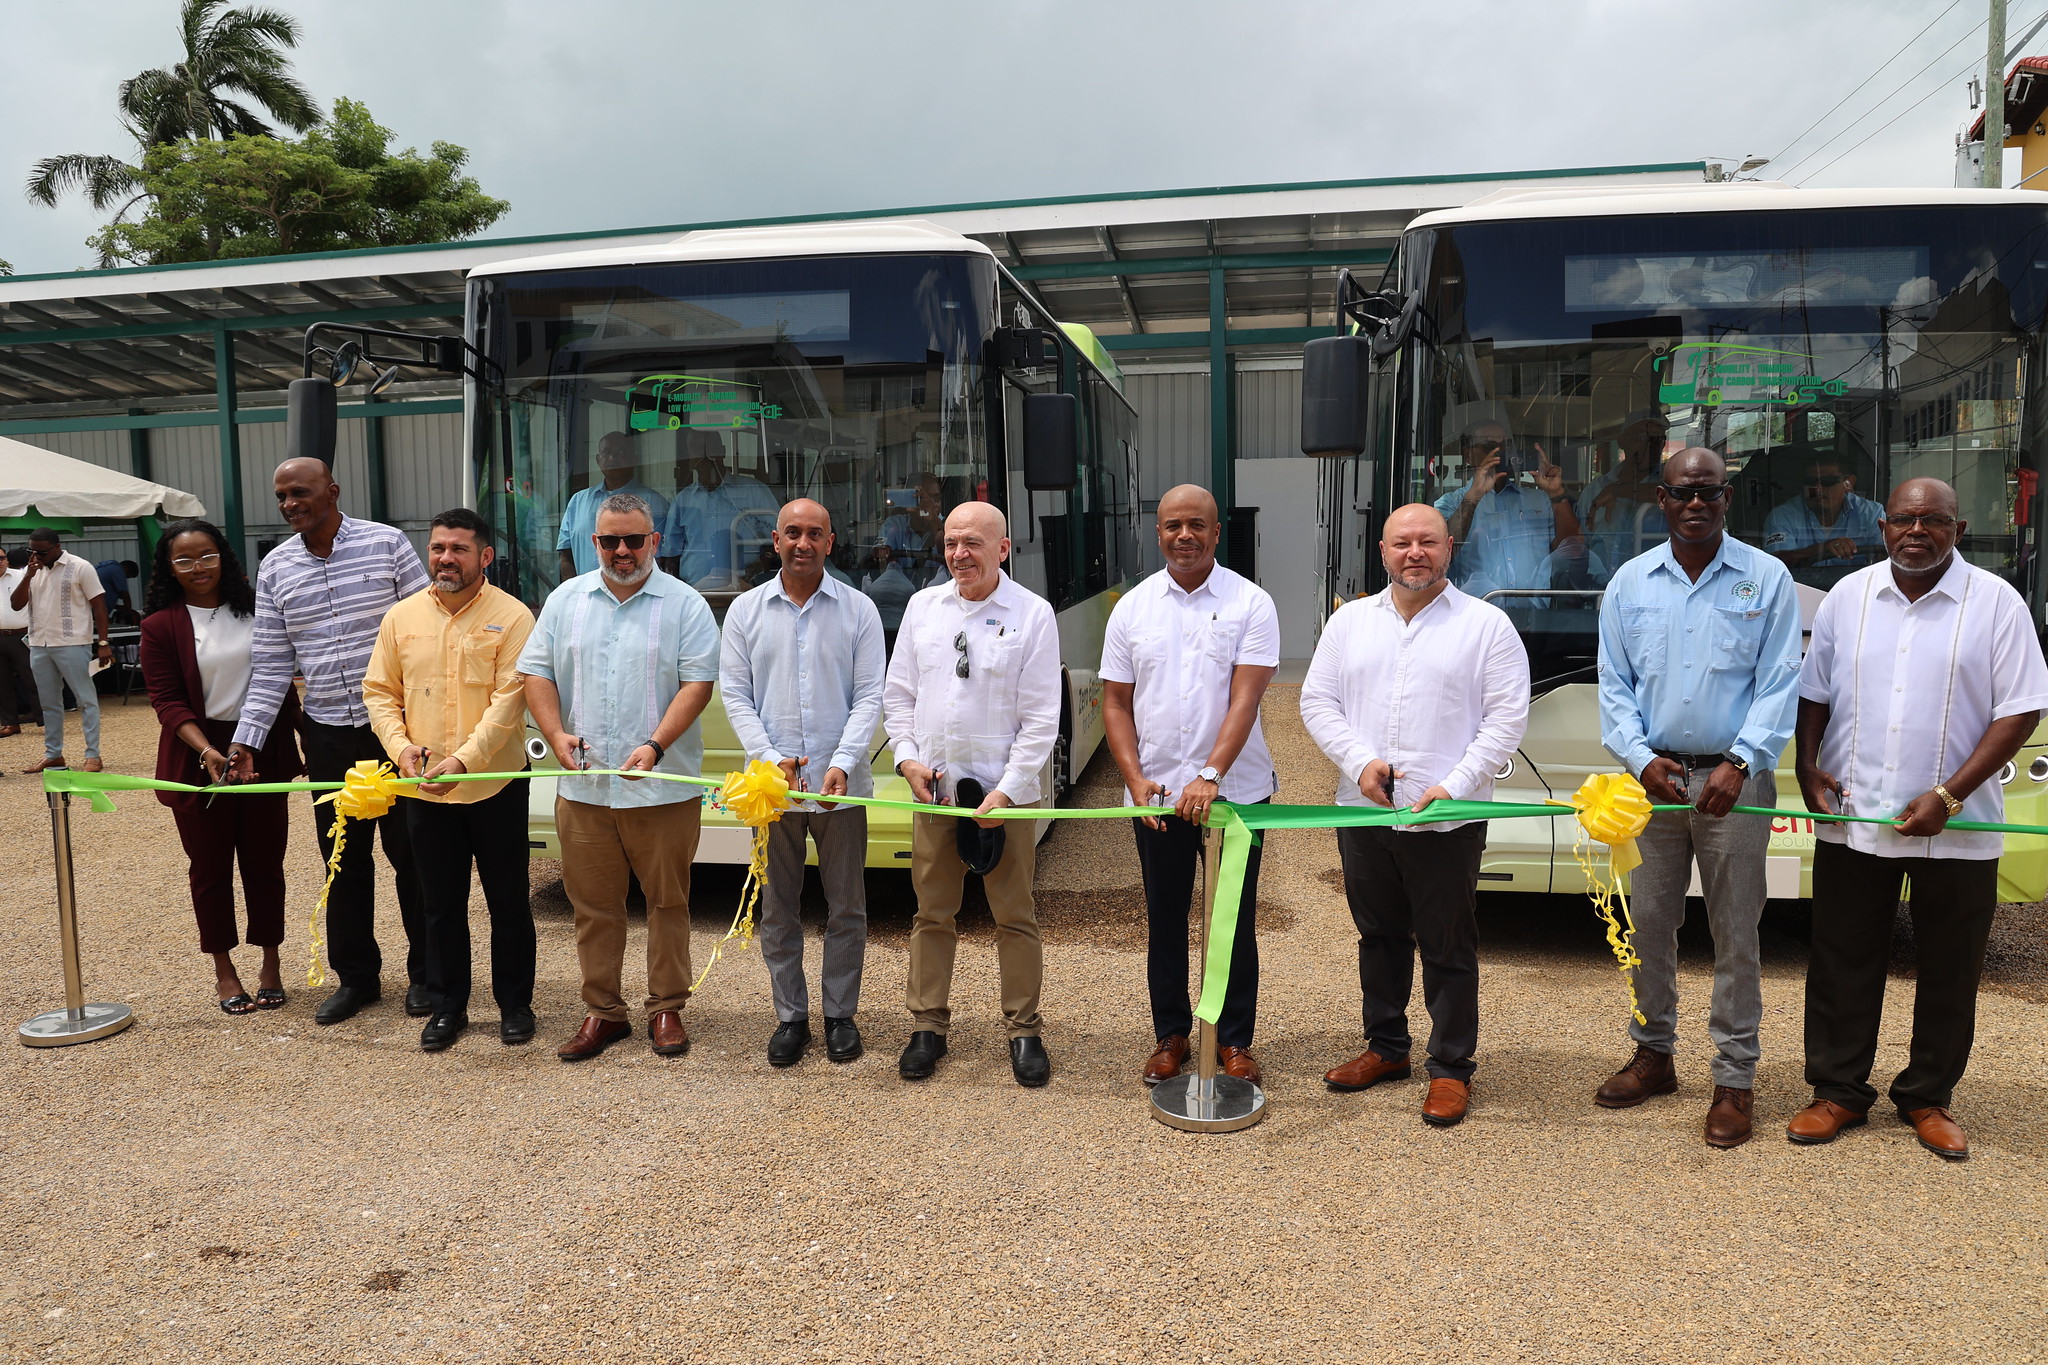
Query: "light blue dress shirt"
1598 534 1801 775
665 475 778 583
517 569 721 808
556 479 672 576
719 570 887 813
1434 482 1563 597
1761 491 1884 567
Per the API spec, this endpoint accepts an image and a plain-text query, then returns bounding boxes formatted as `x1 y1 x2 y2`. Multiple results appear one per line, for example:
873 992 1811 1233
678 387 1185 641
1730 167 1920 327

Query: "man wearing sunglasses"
1764 454 1883 571
1596 447 1801 1148
521 493 721 1063
1788 478 2048 1160
883 501 1061 1087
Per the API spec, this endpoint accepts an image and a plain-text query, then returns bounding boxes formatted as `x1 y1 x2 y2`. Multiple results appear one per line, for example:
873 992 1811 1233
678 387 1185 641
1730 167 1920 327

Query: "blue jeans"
28 644 99 762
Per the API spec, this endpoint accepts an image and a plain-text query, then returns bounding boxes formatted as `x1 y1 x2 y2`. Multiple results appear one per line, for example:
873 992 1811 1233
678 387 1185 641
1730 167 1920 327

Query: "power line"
1779 10 2002 180
1797 6 2048 184
1770 0 1964 168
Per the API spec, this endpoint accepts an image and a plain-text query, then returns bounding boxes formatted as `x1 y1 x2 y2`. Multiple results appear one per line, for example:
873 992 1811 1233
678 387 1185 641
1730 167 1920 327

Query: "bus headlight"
1998 761 2017 786
526 736 550 763
2030 755 2048 782
1495 758 1515 781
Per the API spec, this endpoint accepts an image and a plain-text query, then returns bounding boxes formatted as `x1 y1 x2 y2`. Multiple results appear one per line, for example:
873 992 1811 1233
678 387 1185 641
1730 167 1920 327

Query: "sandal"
254 987 286 1010
218 993 257 1015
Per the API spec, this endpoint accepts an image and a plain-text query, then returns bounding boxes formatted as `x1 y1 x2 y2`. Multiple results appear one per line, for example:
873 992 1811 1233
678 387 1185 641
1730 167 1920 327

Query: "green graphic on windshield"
626 373 784 431
1654 343 1848 408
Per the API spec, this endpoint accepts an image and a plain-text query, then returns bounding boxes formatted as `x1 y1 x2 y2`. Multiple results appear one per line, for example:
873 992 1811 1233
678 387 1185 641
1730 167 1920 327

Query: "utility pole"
1985 0 2008 187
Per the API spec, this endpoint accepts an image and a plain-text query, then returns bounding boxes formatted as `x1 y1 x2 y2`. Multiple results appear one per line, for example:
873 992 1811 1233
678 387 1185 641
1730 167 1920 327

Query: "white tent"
0 434 206 520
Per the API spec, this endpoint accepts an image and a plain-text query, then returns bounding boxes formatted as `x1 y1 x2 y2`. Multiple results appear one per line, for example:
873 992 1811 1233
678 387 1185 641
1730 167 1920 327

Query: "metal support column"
1209 267 1233 558
1986 0 2009 188
365 408 390 525
129 416 155 601
1149 825 1267 1131
19 792 136 1046
211 323 244 554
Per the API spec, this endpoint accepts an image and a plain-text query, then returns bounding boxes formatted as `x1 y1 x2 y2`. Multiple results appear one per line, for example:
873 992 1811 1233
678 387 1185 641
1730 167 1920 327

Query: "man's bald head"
771 497 834 580
1382 503 1450 541
1663 446 1725 484
1887 477 1959 520
945 500 1007 541
779 498 832 533
942 500 1010 599
1380 502 1455 596
273 456 342 539
1157 484 1219 525
1156 484 1222 581
274 456 333 489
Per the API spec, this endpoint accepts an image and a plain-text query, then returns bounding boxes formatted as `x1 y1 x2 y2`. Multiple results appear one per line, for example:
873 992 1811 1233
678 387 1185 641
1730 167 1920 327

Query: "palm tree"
25 0 320 241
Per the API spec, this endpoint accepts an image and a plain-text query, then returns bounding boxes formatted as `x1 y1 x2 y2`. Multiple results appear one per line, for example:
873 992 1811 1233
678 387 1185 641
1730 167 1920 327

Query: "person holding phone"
1433 420 1586 599
138 519 301 1014
1595 447 1801 1149
13 527 114 774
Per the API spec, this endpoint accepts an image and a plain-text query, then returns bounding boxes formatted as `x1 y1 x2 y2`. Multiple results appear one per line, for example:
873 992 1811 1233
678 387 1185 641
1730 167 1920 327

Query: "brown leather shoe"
1704 1085 1754 1148
1786 1098 1868 1145
1218 1046 1262 1084
1422 1077 1470 1127
1901 1105 1969 1160
649 1009 690 1057
0 725 19 738
1594 1044 1677 1108
23 753 65 774
1142 1035 1189 1087
1324 1048 1412 1092
556 1015 631 1063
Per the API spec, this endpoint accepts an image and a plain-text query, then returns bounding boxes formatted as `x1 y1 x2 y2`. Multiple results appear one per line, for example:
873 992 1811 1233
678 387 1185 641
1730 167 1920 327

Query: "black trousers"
303 718 424 990
1806 839 1999 1114
0 633 37 720
1336 822 1486 1081
406 777 535 1015
1134 808 1261 1050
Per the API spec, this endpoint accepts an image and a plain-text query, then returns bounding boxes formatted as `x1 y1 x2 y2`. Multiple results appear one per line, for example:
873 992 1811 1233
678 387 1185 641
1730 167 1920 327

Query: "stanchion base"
19 1003 134 1048
1149 1072 1267 1132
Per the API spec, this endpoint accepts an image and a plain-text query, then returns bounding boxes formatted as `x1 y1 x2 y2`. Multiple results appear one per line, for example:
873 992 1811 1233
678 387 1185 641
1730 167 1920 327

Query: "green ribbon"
42 769 2048 1027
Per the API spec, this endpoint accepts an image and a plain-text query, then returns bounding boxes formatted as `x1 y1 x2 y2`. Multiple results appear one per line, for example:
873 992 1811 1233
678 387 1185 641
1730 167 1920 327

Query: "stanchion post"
1150 821 1267 1131
19 790 135 1047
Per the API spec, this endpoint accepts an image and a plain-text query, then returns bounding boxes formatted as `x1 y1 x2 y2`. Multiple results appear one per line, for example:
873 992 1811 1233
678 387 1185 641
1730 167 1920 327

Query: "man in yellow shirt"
364 509 537 1053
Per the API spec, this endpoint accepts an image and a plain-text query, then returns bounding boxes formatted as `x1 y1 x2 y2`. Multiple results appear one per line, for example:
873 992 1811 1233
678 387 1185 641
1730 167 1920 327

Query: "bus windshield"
469 252 996 626
1393 203 2048 687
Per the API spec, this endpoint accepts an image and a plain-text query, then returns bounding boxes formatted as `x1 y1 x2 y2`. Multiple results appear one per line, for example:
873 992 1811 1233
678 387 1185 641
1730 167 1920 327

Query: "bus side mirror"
1299 335 1373 456
1022 392 1078 490
286 377 338 468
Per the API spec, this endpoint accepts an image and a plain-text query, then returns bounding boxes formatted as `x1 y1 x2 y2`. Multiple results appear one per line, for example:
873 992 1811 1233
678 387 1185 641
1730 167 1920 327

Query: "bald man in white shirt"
1301 504 1529 1127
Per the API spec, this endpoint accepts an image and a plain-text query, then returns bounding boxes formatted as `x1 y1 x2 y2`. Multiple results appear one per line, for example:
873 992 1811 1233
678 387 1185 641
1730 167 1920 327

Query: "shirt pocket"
1709 609 1766 673
975 628 1024 680
1203 615 1244 666
461 630 502 687
1618 604 1667 675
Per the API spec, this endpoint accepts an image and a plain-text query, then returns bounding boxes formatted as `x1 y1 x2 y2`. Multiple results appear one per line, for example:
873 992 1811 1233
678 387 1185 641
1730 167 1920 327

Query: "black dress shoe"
825 1016 862 1063
1010 1035 1051 1088
898 1030 947 1080
767 1019 811 1067
404 984 434 1018
499 1008 536 1045
314 984 380 1026
420 1012 468 1052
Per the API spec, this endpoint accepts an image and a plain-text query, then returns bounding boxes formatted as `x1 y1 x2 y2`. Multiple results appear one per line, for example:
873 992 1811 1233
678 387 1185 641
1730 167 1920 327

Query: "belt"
1653 749 1731 769
0 627 24 637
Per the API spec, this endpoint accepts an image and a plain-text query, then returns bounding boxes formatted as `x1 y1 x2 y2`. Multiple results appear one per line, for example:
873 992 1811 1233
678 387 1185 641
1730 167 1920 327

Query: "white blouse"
187 604 257 722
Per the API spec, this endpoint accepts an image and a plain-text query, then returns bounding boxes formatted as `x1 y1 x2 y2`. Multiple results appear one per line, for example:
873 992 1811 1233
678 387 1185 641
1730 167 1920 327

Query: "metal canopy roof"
0 161 1704 411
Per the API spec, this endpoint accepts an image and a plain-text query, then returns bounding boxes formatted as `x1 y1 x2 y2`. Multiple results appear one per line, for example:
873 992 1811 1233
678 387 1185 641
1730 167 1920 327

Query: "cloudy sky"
0 0 2026 276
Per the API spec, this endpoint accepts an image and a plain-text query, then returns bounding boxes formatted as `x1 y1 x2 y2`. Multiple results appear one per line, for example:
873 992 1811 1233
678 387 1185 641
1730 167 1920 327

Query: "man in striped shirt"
229 457 431 1027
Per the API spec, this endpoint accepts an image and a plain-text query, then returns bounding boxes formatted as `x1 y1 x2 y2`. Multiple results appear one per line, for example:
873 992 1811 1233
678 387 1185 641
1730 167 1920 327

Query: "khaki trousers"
557 796 700 1021
906 810 1042 1038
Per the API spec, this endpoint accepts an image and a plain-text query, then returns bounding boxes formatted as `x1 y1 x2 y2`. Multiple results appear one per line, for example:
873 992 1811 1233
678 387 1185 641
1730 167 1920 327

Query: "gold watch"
1933 784 1963 816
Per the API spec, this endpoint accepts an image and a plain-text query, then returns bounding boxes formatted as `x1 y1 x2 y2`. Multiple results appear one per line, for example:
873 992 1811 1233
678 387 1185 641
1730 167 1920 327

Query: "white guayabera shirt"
1799 556 2048 860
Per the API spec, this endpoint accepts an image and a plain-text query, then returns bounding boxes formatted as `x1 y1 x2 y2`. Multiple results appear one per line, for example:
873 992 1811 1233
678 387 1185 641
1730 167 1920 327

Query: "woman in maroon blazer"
140 519 302 1014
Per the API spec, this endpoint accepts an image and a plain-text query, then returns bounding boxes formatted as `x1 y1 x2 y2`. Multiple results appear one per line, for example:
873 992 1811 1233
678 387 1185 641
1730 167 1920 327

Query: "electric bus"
1305 185 2048 901
460 220 1142 864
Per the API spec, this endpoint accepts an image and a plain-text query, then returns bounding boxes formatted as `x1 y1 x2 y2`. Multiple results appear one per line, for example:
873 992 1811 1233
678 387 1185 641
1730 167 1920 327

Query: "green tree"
24 0 318 261
89 99 508 265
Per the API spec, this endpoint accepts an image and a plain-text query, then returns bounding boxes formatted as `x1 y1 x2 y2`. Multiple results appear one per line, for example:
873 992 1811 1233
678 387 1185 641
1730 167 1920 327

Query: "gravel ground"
3 692 2045 1363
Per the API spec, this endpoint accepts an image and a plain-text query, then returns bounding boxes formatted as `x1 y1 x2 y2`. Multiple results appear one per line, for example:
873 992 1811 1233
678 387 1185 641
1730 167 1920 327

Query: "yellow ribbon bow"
303 761 418 989
694 759 795 991
1558 772 1656 1026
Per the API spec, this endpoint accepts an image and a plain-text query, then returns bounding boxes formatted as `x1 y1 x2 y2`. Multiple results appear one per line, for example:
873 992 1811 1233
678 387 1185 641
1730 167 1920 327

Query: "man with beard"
228 458 431 1025
1102 484 1281 1088
521 493 721 1062
720 498 887 1067
1596 447 1801 1148
1787 478 2048 1160
1300 504 1529 1126
363 509 537 1053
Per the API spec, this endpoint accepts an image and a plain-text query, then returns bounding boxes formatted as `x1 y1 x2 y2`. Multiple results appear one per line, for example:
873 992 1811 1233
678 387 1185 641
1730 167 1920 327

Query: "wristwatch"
1934 784 1964 816
1196 765 1222 785
1722 753 1750 775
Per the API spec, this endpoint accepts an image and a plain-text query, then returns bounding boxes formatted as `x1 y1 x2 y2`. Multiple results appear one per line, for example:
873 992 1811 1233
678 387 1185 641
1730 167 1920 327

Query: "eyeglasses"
1464 439 1508 454
169 553 222 571
953 630 970 679
594 533 650 551
1805 475 1845 489
1658 483 1731 504
1882 513 1958 531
